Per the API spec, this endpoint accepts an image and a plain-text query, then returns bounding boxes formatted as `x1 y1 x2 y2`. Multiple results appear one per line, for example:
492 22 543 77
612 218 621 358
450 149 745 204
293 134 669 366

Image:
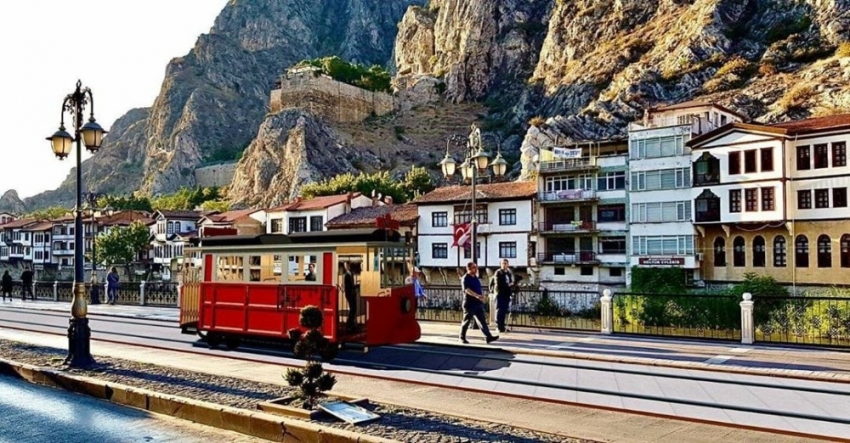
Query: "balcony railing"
693 173 720 186
538 251 598 264
52 249 74 256
539 157 598 173
628 115 719 133
538 220 597 233
695 210 721 223
538 189 598 203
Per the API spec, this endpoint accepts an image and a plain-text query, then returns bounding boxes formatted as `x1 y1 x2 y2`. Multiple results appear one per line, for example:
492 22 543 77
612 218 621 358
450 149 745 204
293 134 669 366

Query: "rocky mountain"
0 190 26 215
11 0 422 212
8 0 849 212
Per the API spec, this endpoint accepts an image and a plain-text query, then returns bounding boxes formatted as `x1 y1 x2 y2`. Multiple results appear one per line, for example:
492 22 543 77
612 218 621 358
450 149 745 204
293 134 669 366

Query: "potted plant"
260 305 363 419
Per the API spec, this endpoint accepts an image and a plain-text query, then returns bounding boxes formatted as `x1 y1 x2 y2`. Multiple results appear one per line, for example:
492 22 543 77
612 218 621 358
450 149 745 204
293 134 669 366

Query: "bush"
629 267 687 294
758 62 777 77
294 56 392 93
283 306 338 409
528 116 547 127
776 83 816 112
837 42 850 58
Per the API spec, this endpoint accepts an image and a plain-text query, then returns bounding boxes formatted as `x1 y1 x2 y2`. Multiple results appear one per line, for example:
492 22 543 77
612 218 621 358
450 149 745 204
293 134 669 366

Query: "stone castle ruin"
269 66 395 123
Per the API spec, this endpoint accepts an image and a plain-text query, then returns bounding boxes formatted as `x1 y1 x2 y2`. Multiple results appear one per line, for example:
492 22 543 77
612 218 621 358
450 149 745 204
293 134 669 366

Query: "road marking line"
705 355 733 365
729 347 753 354
580 337 596 342
546 342 575 350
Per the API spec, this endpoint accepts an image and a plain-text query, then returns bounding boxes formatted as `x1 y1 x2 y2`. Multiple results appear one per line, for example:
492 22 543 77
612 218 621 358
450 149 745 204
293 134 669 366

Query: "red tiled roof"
413 181 537 204
157 210 202 220
271 192 362 212
326 204 419 228
204 209 258 223
99 210 152 225
0 218 38 229
23 221 53 231
770 114 850 134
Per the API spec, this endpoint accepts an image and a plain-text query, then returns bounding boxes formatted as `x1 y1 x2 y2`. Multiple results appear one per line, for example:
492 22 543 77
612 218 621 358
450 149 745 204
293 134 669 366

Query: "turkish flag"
452 223 471 248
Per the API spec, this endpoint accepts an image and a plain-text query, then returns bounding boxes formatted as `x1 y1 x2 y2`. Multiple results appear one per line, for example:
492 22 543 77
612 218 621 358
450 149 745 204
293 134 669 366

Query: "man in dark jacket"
492 259 516 333
20 267 34 301
459 262 498 345
1 270 12 301
343 262 357 331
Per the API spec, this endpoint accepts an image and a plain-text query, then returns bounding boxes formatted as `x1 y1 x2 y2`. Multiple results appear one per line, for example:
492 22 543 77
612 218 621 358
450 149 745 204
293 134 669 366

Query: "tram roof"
200 228 402 247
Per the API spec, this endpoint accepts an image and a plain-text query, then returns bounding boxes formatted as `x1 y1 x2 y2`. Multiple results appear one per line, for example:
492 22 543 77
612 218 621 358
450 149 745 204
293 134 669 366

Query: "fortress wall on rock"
270 73 394 123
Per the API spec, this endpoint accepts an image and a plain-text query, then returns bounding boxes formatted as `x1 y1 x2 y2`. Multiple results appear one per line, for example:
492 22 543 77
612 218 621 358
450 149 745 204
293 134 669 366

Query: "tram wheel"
207 333 222 349
224 336 241 350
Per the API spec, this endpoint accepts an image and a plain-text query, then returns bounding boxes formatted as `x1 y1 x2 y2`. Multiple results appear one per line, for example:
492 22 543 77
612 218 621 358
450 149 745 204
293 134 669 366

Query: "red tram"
178 228 421 350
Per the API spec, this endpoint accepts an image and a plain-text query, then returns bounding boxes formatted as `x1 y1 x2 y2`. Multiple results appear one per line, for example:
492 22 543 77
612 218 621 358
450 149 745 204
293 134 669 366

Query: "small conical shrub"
283 305 338 409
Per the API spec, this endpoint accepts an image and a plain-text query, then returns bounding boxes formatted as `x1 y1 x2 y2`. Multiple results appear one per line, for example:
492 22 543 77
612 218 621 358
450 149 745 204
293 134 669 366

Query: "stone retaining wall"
270 73 395 123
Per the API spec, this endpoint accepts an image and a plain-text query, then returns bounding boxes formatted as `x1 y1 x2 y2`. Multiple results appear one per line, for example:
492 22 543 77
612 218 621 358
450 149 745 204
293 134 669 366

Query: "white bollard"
740 292 754 345
600 289 614 335
140 280 146 306
177 283 183 309
53 281 58 302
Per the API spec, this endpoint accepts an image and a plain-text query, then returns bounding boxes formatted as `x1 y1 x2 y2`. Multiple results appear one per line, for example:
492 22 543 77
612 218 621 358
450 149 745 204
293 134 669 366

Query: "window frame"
795 235 809 268
834 188 848 208
733 236 746 267
797 145 811 170
431 211 448 228
761 187 775 211
309 215 324 232
498 208 517 226
774 236 787 267
729 189 742 213
833 142 847 167
798 190 812 209
498 241 517 259
814 144 829 169
713 237 726 267
752 236 766 267
288 217 307 233
745 188 758 212
431 243 448 259
818 234 832 268
815 189 830 209
760 148 774 172
729 151 741 175
744 149 757 173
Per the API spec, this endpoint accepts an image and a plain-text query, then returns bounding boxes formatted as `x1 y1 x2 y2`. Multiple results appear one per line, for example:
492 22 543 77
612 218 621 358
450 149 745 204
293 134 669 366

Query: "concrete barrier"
0 358 398 443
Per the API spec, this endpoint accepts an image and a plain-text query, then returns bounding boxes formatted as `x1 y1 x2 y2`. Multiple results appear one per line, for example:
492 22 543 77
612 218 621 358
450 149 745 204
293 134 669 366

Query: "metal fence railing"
418 285 600 331
144 282 179 306
754 296 850 347
613 292 741 340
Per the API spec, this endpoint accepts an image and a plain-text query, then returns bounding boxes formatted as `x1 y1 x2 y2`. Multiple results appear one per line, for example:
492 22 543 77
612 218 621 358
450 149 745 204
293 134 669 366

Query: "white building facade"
627 101 745 285
415 182 537 285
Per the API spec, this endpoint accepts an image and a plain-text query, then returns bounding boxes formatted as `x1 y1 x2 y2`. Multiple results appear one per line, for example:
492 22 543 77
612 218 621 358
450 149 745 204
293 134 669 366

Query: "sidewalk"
3 299 850 380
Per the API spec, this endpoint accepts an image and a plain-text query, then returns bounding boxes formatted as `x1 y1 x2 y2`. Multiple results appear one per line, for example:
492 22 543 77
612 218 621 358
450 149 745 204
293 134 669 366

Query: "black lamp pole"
46 80 107 367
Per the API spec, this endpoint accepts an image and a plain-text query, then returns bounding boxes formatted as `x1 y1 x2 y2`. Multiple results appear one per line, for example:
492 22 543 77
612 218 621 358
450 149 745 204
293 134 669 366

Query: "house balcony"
538 157 598 174
693 173 720 187
538 251 598 265
52 249 74 256
538 220 597 235
695 210 721 223
538 190 598 204
628 115 718 134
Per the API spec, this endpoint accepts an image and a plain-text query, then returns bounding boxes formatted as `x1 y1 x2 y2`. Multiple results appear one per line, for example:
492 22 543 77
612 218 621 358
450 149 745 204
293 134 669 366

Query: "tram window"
273 255 283 275
216 255 244 282
284 254 320 283
248 255 279 282
376 245 413 288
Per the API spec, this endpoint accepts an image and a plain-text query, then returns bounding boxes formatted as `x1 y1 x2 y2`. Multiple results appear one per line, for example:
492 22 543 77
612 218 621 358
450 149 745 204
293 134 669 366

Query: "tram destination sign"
639 257 685 266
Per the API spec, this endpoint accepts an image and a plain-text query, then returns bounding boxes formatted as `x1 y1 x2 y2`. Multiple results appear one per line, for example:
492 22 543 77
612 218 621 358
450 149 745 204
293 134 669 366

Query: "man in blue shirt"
459 262 499 344
407 267 426 301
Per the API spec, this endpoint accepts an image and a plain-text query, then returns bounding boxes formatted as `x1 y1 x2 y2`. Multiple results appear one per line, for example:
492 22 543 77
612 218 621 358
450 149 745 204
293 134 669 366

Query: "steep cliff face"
23 0 421 209
394 0 552 102
0 190 26 215
228 110 368 208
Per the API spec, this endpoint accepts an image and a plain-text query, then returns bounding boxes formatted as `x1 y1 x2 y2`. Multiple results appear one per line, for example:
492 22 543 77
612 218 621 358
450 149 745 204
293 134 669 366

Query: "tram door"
179 249 202 330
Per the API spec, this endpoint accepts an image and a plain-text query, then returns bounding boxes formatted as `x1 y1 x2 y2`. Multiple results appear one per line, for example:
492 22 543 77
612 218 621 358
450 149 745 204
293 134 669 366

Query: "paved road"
1 304 850 441
0 375 260 443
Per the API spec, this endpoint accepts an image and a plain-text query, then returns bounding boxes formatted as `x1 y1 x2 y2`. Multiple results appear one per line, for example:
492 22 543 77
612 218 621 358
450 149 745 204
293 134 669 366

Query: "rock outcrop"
0 190 26 215
229 110 372 208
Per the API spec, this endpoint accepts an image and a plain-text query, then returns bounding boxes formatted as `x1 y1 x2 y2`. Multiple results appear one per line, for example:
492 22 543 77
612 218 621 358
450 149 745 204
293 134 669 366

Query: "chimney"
384 196 393 205
295 196 302 203
371 194 378 207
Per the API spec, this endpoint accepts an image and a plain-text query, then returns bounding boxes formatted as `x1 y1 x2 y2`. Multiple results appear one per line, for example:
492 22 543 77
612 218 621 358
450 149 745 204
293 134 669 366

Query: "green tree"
25 206 70 220
94 221 151 278
402 165 435 200
294 56 392 93
629 266 687 294
101 195 153 212
200 200 230 213
300 171 407 203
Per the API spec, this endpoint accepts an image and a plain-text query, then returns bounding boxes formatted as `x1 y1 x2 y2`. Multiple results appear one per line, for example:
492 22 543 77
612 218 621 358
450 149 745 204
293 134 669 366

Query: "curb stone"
0 358 399 443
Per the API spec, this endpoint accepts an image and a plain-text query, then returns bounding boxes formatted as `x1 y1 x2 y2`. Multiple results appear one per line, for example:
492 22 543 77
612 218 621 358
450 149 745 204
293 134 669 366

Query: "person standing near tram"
459 262 498 344
491 258 516 333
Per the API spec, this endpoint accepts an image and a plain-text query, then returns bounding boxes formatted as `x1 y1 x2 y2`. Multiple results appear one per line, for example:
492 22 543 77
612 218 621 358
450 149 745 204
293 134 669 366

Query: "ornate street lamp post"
439 124 508 264
46 80 107 367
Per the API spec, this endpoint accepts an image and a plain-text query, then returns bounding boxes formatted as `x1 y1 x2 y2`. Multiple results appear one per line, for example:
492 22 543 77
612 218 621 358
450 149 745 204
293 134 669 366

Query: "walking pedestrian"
407 267 426 304
343 262 357 331
106 267 120 305
459 262 498 345
20 267 33 301
1 270 12 301
89 274 101 305
491 259 516 333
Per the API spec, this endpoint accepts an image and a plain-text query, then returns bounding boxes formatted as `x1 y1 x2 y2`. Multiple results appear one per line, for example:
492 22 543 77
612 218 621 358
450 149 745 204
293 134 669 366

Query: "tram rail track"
1 309 849 441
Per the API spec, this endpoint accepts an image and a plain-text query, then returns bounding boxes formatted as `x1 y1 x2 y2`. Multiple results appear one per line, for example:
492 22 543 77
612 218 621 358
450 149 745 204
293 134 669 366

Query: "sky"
0 0 229 199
